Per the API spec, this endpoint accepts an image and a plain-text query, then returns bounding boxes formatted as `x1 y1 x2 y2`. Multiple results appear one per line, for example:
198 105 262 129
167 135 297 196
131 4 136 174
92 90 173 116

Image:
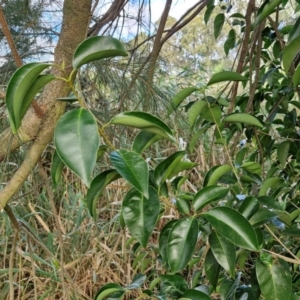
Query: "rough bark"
0 0 92 209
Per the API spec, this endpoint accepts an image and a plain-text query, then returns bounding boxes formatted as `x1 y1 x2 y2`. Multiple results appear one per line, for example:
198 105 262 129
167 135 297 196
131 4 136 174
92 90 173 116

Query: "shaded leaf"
249 208 277 227
94 283 125 300
160 274 188 298
132 131 162 153
110 150 149 198
207 71 247 86
254 0 281 27
167 217 198 273
240 162 262 175
168 87 198 114
283 36 300 74
122 187 160 248
204 207 260 251
204 249 221 290
259 177 282 196
214 13 225 39
224 113 264 128
188 100 207 128
204 5 215 24
180 289 211 300
159 220 177 265
206 165 232 186
224 29 236 56
238 197 259 220
51 150 65 186
73 36 127 69
277 141 291 168
54 108 99 187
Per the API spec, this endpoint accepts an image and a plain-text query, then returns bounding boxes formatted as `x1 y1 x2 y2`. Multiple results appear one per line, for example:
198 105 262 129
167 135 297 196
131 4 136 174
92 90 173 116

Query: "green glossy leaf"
254 0 281 27
224 113 264 128
160 274 188 298
154 151 186 186
204 5 215 24
256 258 292 300
167 217 198 273
238 197 259 220
122 187 160 248
283 36 300 74
51 150 65 186
132 131 162 153
220 272 242 300
6 63 51 133
188 100 207 128
259 177 282 196
288 16 300 42
86 170 121 218
73 36 128 69
206 165 232 186
207 71 247 86
108 111 175 142
293 64 300 86
209 231 236 277
240 162 262 175
94 283 125 300
193 185 229 212
110 149 149 198
277 141 291 168
204 249 221 290
159 220 177 265
249 208 277 227
224 29 236 56
200 104 222 124
214 13 225 39
204 207 260 251
257 196 283 210
168 161 197 180
126 273 146 289
54 108 99 187
168 87 198 114
176 197 191 215
189 124 212 153
180 289 211 300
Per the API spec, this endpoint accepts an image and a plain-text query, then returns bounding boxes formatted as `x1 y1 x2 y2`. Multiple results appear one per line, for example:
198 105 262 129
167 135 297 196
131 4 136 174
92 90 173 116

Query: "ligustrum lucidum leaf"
277 141 291 169
167 217 198 273
254 0 281 27
159 220 177 265
204 207 260 251
223 113 264 128
188 100 207 128
122 187 160 248
110 149 149 198
224 29 236 56
256 258 292 300
192 185 229 212
73 36 128 69
6 62 51 133
108 111 175 142
214 13 225 39
86 170 121 218
54 108 99 187
94 283 125 300
205 165 232 186
204 249 221 290
51 150 65 187
283 36 300 74
207 71 247 86
179 289 211 300
132 130 162 154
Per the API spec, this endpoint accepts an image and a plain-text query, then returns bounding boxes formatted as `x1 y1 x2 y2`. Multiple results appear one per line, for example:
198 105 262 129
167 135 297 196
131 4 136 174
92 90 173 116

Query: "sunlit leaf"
110 150 149 198
179 289 211 300
54 108 99 187
108 111 175 142
240 162 262 175
205 165 232 186
207 71 247 86
73 36 128 69
188 100 207 128
223 113 264 128
122 187 160 248
168 87 198 114
94 283 125 300
259 177 282 196
254 0 281 27
204 207 260 251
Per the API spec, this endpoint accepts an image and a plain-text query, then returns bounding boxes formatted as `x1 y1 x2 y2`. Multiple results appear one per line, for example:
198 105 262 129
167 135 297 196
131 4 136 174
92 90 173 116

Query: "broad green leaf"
168 87 198 114
204 5 215 24
73 36 128 69
256 258 292 300
6 63 51 133
86 170 121 218
293 64 300 86
126 273 146 289
240 162 262 175
189 124 212 153
214 13 225 39
108 111 175 142
257 196 283 210
259 177 282 196
209 231 236 277
206 165 232 186
94 283 125 300
193 185 229 212
220 272 242 300
207 71 247 86
254 0 281 27
249 208 277 227
167 217 198 273
200 104 222 124
176 197 191 215
180 289 211 300
224 29 236 56
204 207 260 251
51 150 65 186
160 274 188 298
283 36 300 74
54 108 99 187
188 100 207 128
288 16 300 42
238 197 259 220
277 141 291 168
167 161 197 180
132 130 162 153
235 147 248 166
159 220 177 265
204 249 221 290
122 187 160 248
223 113 264 128
110 150 149 198
154 151 186 186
